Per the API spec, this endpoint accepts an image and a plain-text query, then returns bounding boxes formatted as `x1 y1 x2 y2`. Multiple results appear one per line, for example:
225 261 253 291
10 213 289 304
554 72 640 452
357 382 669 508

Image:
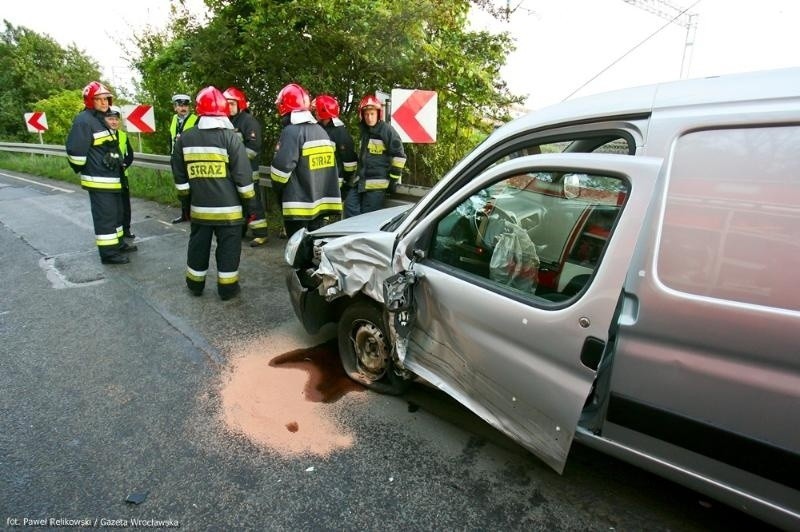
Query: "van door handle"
619 293 640 326
580 336 606 371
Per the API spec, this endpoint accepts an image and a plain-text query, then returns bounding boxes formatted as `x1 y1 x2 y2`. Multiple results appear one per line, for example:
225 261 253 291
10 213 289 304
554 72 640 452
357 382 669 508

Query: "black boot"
219 284 241 301
101 254 130 265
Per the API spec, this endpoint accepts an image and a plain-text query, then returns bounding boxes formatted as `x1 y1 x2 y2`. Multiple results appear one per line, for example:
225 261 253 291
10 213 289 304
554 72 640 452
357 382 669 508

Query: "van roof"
495 67 800 138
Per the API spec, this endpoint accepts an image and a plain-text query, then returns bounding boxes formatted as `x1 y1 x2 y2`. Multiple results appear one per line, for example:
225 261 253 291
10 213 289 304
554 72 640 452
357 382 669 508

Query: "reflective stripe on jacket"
170 126 256 225
65 109 123 192
270 117 342 221
356 120 406 192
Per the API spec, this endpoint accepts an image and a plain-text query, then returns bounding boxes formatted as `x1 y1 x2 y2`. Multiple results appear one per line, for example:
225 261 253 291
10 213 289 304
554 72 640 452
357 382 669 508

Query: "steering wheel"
473 202 516 249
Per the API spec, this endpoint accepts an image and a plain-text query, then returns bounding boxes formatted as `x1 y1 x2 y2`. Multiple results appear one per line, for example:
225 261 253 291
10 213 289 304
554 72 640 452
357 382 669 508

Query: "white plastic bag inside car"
489 221 540 292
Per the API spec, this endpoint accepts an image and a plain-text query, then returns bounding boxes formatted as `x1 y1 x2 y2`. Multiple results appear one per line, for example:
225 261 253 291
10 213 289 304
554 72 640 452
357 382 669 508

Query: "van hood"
310 205 412 237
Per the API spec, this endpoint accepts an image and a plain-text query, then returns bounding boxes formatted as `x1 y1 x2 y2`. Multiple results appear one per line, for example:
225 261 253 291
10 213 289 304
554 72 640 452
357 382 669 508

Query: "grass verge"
0 152 284 228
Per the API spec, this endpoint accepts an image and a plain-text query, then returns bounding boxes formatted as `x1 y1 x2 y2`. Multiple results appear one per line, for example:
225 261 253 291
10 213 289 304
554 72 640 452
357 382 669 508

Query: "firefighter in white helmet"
169 93 198 223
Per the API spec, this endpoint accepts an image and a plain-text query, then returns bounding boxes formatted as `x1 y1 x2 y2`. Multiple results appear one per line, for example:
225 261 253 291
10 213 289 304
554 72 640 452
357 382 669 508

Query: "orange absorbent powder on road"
220 336 365 458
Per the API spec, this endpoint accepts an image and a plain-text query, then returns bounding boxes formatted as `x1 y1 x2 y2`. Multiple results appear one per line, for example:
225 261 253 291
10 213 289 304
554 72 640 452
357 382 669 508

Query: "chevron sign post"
390 89 437 144
122 104 156 133
24 112 48 133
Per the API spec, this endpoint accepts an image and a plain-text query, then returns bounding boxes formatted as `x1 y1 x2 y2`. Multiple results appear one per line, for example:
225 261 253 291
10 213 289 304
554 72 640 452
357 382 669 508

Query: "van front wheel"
338 301 410 395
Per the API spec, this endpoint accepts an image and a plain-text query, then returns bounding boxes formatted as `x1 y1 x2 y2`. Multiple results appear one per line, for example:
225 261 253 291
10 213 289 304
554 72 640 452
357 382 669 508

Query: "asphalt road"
0 168 773 531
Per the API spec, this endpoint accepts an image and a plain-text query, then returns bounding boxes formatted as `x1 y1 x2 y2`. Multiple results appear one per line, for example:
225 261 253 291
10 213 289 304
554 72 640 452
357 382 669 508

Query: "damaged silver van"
285 68 800 528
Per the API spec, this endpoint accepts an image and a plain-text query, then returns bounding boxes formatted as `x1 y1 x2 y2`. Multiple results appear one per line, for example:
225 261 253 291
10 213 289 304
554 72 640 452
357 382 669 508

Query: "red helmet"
358 94 383 121
222 86 248 111
82 81 113 109
313 94 340 120
275 83 310 116
195 86 230 117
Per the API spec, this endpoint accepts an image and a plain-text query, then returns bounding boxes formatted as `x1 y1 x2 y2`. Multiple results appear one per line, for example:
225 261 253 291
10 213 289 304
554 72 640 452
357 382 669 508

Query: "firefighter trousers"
121 175 132 236
186 224 242 299
242 179 269 239
343 187 385 218
88 190 124 259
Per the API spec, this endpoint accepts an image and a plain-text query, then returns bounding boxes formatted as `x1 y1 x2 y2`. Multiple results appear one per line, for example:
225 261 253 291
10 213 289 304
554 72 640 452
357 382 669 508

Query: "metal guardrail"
0 141 429 201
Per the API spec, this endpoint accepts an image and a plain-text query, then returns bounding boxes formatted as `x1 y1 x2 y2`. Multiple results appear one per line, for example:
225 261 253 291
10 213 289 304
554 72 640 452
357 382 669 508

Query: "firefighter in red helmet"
223 86 269 246
270 83 342 238
312 94 357 198
65 81 136 264
170 86 260 300
345 93 406 217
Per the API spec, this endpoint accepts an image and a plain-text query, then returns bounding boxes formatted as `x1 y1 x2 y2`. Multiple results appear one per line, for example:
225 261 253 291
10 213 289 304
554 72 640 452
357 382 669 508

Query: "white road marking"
0 171 74 193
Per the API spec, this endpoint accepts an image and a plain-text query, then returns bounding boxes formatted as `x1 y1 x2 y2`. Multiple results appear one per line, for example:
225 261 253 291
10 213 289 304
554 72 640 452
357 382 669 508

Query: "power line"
562 0 700 102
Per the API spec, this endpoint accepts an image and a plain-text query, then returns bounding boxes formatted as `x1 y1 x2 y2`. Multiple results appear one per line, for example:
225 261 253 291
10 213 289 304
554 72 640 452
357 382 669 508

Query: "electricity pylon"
622 0 699 78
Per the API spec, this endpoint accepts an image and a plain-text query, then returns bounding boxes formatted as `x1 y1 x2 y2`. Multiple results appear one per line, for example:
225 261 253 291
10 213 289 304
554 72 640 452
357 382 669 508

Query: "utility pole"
622 0 699 78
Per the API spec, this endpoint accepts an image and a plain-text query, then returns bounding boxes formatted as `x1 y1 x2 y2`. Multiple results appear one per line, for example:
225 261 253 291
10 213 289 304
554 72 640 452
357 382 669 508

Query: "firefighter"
170 86 258 301
223 86 269 247
169 93 198 223
104 106 135 240
312 94 357 210
345 94 406 217
270 83 341 238
66 81 136 265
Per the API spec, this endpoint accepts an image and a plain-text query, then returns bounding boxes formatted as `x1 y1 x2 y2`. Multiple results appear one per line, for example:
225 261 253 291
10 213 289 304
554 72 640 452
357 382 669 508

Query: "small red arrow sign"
125 105 155 133
391 90 436 143
24 112 48 132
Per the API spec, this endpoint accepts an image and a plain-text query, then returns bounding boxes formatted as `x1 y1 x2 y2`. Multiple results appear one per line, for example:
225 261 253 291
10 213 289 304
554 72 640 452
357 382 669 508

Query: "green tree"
0 21 105 141
133 0 522 183
31 90 84 145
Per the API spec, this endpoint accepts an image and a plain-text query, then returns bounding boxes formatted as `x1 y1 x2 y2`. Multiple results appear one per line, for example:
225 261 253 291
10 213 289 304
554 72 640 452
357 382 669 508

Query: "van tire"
338 300 410 395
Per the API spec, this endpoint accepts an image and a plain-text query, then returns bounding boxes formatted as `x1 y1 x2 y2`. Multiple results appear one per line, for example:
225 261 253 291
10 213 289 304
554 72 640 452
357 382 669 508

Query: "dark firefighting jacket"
170 121 258 225
356 120 406 192
320 118 357 188
270 112 342 221
230 110 263 182
65 108 124 192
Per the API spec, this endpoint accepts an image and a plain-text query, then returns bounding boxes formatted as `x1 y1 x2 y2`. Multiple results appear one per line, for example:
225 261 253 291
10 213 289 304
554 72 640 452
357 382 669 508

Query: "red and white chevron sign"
390 89 437 144
122 104 156 133
24 112 48 133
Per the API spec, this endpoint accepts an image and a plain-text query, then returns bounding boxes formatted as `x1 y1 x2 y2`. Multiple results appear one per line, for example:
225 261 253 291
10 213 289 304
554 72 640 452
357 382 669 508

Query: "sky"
2 0 798 111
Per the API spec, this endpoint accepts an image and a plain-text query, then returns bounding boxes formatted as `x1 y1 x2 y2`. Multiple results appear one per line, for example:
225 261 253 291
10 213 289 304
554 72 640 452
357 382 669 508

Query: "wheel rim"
350 319 389 382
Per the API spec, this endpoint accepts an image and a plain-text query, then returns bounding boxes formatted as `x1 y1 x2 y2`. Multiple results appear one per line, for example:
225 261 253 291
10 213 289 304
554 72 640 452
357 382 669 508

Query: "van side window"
489 134 634 170
658 125 800 311
429 171 629 305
